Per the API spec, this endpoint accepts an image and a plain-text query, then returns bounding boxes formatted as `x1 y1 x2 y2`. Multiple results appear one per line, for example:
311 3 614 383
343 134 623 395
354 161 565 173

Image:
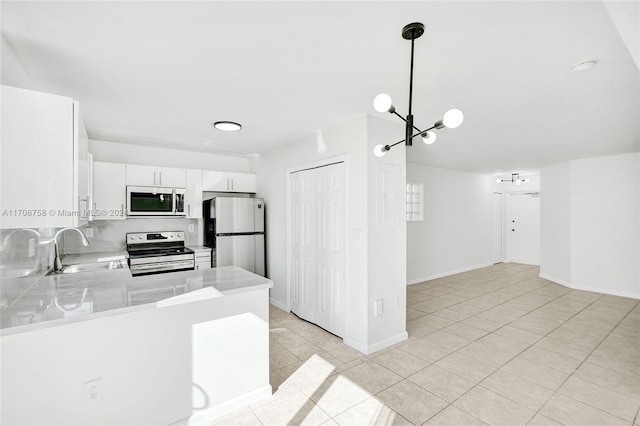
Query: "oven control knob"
138 235 143 240
170 233 175 238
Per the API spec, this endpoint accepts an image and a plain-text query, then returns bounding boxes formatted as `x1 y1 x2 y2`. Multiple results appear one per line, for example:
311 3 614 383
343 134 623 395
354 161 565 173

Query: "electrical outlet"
85 228 94 238
188 224 195 233
84 378 103 401
374 299 383 317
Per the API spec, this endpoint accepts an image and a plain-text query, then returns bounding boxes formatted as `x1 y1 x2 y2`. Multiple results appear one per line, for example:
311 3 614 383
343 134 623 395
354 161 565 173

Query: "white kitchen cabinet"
202 171 256 193
1 85 90 229
126 164 186 187
185 169 203 219
93 162 126 220
193 247 212 270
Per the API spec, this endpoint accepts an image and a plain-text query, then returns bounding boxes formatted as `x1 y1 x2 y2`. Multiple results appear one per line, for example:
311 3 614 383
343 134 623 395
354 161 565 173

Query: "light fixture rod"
389 126 437 150
409 37 415 118
393 110 425 134
372 22 464 158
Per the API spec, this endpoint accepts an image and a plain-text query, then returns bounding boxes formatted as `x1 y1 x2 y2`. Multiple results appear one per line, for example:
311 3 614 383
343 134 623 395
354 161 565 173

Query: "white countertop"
0 265 272 336
188 246 213 253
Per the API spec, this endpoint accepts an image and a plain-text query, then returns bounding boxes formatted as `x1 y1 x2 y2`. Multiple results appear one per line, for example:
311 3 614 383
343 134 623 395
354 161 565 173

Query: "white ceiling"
2 1 638 174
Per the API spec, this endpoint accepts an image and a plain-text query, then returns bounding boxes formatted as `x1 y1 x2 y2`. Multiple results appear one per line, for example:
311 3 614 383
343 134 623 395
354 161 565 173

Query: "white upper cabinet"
75 118 91 224
202 171 256 193
157 166 186 187
1 85 89 229
185 169 203 219
126 164 186 188
93 162 126 220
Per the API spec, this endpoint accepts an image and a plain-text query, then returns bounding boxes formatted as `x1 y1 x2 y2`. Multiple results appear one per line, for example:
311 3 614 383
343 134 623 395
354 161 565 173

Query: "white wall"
1 288 270 425
570 153 639 297
540 152 640 298
540 162 571 284
406 163 493 284
255 114 407 353
89 139 252 172
366 117 407 351
1 35 32 88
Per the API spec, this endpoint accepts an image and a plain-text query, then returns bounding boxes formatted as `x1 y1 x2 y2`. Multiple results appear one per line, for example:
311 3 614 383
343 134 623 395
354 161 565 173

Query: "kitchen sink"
48 259 127 275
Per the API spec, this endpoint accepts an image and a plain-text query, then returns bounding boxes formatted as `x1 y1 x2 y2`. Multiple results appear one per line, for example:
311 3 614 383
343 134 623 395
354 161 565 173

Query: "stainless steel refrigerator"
203 197 265 276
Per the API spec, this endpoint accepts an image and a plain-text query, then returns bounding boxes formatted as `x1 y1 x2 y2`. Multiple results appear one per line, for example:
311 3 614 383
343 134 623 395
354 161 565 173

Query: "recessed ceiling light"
570 60 598 72
213 121 242 132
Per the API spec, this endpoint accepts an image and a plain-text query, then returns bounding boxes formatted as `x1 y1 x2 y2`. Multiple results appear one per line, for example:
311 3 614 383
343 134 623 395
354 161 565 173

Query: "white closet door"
315 163 345 337
290 169 316 323
289 162 346 337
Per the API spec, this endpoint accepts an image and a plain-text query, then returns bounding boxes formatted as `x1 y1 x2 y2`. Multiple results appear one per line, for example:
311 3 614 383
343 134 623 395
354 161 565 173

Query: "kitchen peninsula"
1 266 273 426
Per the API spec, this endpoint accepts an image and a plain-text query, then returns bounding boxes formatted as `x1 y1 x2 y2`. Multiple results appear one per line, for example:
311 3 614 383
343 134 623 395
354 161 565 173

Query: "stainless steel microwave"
126 186 185 216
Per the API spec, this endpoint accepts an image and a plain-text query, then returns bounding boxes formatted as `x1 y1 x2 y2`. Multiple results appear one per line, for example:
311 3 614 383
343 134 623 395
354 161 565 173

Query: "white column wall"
406 163 493 284
539 162 571 285
364 116 407 352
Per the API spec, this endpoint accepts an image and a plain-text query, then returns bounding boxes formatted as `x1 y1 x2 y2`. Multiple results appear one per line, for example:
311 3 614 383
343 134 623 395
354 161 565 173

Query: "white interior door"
289 162 345 337
510 192 541 265
492 193 503 263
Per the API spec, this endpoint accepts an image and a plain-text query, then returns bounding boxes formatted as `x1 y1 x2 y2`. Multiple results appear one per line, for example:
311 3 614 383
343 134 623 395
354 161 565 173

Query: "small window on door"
406 183 424 221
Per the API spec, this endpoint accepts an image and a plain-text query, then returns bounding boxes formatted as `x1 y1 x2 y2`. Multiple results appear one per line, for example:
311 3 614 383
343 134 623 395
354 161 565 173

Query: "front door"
510 192 540 265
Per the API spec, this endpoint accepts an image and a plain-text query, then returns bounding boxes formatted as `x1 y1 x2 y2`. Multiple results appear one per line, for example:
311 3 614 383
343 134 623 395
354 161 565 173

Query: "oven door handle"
132 260 194 270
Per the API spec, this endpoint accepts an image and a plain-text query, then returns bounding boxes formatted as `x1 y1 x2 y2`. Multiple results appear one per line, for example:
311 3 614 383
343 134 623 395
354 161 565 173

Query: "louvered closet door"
290 162 346 337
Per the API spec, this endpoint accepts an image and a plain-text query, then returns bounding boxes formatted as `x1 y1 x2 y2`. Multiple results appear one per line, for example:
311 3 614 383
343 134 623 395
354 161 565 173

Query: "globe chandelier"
373 22 464 157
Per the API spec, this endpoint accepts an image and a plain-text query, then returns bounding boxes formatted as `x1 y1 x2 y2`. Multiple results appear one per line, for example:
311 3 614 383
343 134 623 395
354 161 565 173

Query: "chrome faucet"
53 228 90 272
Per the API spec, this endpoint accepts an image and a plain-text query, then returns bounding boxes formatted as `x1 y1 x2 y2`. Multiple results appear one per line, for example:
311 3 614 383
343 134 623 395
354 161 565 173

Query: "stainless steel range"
126 231 195 276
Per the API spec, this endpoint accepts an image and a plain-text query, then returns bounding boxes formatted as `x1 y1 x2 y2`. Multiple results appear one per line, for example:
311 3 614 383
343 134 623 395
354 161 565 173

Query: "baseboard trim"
175 385 273 426
540 274 640 300
342 337 368 354
366 331 408 355
344 331 409 355
269 298 289 312
539 273 572 288
407 262 494 285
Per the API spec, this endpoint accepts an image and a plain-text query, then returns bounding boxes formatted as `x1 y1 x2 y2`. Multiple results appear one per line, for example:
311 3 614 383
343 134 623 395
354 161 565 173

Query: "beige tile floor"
211 263 640 426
